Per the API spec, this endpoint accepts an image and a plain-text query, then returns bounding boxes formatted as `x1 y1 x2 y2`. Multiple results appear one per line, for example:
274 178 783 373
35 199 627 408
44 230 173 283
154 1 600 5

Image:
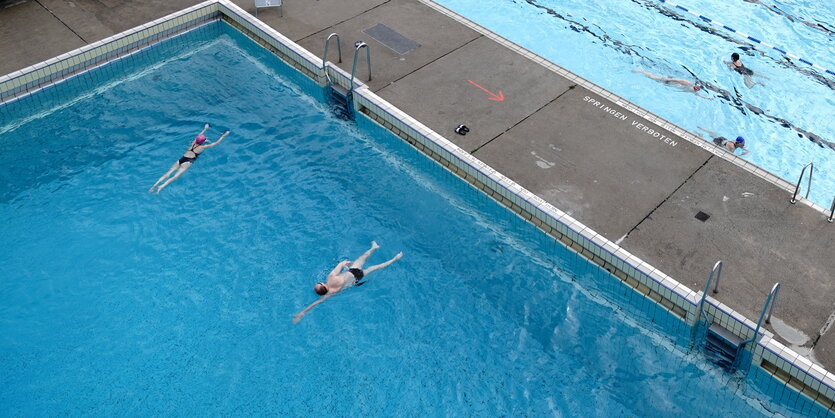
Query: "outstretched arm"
204 131 230 149
199 124 209 136
294 295 332 323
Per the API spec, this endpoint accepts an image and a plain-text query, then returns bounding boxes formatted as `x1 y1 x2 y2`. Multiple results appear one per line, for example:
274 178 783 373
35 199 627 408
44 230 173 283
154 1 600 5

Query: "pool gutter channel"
1 0 833 412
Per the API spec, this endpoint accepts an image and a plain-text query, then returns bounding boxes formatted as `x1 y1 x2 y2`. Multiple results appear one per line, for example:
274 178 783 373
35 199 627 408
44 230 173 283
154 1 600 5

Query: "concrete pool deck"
2 0 834 374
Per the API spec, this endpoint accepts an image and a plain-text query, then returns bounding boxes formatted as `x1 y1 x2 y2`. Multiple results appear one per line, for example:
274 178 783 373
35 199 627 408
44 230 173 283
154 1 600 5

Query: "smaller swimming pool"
436 0 835 208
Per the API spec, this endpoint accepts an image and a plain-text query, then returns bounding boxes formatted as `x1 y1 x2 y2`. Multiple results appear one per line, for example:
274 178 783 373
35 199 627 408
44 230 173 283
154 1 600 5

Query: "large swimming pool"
436 0 835 208
0 21 811 416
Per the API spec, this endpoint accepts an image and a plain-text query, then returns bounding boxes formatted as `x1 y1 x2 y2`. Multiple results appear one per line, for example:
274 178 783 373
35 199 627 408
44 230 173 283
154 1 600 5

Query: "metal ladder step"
708 323 744 350
704 323 743 370
330 83 349 99
328 85 352 120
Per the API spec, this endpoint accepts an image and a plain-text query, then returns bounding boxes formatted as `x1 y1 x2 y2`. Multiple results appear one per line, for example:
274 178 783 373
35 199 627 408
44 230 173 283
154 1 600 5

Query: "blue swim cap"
735 136 745 144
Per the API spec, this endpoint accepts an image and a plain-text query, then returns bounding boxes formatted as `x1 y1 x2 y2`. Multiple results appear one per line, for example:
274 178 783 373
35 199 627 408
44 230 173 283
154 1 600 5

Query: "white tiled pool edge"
1 0 832 412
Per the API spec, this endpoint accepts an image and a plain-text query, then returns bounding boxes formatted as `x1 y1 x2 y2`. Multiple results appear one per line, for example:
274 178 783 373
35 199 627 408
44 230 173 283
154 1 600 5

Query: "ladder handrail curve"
790 162 814 204
765 282 780 324
737 282 780 356
322 33 342 84
349 41 371 95
829 196 834 223
696 260 723 324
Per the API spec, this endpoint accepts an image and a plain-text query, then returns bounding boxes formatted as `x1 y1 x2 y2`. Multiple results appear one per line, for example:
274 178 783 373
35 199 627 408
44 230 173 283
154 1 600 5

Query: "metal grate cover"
362 23 420 55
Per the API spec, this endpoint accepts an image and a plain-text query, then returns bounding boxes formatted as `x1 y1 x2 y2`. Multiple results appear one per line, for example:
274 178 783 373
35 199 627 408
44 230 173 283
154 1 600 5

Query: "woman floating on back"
149 124 230 194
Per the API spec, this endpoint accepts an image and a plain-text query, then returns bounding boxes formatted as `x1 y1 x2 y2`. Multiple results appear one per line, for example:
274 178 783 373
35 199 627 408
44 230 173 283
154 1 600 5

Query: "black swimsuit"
349 268 366 286
178 143 201 165
734 65 754 76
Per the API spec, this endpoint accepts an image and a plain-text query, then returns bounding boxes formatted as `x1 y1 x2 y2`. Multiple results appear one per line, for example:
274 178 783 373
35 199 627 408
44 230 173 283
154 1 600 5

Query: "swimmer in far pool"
729 53 769 88
632 69 713 100
697 126 749 155
293 241 403 323
149 124 230 194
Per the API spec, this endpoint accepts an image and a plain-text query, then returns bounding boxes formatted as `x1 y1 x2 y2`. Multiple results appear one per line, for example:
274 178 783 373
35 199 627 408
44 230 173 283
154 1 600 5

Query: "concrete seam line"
35 0 88 44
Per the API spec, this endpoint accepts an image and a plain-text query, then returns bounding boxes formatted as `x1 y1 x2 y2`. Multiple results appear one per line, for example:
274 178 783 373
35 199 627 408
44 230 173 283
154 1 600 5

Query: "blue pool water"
436 0 835 208
0 22 813 416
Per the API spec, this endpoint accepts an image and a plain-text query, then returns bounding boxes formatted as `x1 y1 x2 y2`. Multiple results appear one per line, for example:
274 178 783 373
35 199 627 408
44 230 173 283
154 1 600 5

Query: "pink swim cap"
195 134 207 144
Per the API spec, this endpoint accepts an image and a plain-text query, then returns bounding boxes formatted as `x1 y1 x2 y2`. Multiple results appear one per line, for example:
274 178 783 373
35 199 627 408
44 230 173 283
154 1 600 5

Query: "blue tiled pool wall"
749 357 834 417
214 1 328 99
1 1 832 415
217 23 325 104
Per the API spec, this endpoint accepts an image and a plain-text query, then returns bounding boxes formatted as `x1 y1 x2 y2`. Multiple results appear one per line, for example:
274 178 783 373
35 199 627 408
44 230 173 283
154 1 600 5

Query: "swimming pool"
434 0 835 208
0 23 796 416
0 19 815 415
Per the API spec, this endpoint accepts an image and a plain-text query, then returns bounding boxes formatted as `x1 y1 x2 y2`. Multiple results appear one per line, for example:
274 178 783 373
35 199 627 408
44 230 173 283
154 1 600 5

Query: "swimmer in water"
293 241 403 323
729 53 768 88
697 126 749 155
632 69 713 100
149 124 230 194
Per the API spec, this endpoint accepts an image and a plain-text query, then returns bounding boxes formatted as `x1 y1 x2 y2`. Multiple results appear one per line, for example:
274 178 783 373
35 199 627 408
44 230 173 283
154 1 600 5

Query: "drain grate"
695 211 710 222
362 23 420 55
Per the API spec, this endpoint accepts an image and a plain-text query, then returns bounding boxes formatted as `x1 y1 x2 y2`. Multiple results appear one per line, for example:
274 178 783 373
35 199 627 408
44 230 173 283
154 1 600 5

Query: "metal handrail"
349 41 371 94
322 33 342 84
765 283 780 324
790 162 814 204
829 196 834 223
696 261 723 323
737 283 780 356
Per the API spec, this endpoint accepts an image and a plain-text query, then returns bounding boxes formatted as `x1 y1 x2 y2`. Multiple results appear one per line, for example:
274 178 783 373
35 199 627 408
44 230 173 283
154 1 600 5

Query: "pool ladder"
732 283 781 371
790 162 814 204
696 261 742 371
696 262 780 373
321 33 371 120
788 162 833 222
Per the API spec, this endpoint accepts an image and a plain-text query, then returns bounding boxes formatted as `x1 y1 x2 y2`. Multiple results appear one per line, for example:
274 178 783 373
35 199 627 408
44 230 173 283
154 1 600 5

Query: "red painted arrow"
467 80 505 102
